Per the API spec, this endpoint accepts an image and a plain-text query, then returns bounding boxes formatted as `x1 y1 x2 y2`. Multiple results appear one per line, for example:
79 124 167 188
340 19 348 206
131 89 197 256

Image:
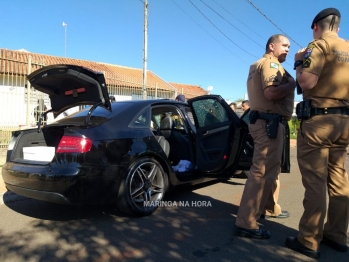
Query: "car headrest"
160 116 173 130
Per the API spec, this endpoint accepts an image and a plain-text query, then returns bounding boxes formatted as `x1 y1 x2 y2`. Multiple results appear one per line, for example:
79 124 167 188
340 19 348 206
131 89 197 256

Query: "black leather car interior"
159 116 191 164
154 135 170 157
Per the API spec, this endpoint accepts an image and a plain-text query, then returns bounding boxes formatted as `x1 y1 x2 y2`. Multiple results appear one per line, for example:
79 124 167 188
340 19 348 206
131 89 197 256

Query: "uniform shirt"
301 31 349 108
247 54 294 120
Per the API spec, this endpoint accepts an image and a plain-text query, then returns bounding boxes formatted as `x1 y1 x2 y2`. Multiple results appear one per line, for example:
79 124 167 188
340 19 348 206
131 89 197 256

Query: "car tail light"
56 136 92 153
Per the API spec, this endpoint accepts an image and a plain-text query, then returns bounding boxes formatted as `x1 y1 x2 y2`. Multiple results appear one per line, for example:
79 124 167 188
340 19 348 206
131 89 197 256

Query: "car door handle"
203 131 210 136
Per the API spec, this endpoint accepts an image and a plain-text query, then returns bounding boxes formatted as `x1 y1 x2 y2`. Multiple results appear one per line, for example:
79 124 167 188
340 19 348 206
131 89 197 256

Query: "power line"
199 0 264 49
171 0 249 64
211 0 265 40
188 0 258 59
245 0 302 48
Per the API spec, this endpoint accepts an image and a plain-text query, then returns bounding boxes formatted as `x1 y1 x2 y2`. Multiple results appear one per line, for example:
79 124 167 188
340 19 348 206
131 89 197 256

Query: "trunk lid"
28 64 111 118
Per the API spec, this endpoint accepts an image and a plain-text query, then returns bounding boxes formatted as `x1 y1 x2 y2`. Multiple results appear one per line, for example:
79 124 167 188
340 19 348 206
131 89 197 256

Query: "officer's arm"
296 70 318 90
264 79 296 101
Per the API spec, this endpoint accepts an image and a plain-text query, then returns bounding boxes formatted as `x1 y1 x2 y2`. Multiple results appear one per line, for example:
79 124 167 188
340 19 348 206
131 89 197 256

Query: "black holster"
249 111 280 138
296 99 312 120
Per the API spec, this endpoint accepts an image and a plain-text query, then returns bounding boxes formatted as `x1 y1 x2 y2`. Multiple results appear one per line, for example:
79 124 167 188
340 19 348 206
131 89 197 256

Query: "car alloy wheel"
117 157 166 216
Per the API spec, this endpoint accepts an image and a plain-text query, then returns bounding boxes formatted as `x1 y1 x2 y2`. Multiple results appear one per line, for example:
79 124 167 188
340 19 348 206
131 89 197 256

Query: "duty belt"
250 112 286 123
311 107 349 116
249 111 286 138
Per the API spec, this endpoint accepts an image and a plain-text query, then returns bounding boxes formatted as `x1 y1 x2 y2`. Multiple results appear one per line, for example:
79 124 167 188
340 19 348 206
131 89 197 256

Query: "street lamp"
62 22 67 57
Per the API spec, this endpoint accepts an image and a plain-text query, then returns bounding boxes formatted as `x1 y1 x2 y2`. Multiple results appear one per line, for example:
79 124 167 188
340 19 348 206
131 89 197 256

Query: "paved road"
0 146 348 261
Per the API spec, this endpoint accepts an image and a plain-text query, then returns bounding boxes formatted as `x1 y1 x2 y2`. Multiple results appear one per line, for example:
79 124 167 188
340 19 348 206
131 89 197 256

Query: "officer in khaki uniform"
286 8 349 258
234 34 295 239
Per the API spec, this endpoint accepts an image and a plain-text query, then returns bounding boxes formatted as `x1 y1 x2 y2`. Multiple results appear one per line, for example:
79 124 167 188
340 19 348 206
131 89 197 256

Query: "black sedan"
2 64 290 216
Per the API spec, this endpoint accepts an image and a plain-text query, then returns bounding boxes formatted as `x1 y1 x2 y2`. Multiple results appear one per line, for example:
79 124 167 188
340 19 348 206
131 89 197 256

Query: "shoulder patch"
270 62 279 69
303 59 311 68
304 48 313 59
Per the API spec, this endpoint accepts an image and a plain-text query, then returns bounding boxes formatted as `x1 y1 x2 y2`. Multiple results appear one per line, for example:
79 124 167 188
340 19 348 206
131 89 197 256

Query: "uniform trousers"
236 119 285 229
297 114 349 250
263 175 281 216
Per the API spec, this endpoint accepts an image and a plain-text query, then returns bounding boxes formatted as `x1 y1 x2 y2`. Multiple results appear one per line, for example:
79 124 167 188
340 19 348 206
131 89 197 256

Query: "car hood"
27 64 111 118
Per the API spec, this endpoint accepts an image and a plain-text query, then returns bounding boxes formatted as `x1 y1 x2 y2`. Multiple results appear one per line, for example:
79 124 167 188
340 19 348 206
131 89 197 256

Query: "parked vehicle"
2 64 289 216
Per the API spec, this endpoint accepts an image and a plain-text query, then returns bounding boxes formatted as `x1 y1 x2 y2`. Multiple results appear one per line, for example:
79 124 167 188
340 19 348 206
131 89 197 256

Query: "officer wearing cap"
286 8 349 258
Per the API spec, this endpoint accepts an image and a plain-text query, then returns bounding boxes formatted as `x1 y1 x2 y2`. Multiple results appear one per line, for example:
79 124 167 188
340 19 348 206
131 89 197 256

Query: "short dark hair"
242 100 249 106
317 14 340 31
265 34 286 52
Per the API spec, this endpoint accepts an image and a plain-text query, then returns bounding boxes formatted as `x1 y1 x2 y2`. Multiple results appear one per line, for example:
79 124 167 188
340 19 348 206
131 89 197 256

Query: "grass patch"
288 117 300 140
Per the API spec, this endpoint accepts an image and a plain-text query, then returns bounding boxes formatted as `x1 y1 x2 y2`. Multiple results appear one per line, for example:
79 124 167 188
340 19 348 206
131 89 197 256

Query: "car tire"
117 157 167 216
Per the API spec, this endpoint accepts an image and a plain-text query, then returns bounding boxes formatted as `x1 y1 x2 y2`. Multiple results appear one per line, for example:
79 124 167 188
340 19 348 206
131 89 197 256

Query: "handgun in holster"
296 99 312 120
249 110 279 138
259 113 279 139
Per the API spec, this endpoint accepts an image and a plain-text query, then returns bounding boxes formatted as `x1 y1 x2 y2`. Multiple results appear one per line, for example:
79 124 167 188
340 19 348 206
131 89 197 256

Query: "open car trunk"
9 128 65 164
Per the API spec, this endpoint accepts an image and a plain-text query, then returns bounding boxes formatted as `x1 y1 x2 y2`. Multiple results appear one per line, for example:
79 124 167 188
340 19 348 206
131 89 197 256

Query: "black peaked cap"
311 8 341 29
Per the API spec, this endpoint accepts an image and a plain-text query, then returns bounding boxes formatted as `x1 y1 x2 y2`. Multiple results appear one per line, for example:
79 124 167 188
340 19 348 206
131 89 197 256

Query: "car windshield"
53 102 134 125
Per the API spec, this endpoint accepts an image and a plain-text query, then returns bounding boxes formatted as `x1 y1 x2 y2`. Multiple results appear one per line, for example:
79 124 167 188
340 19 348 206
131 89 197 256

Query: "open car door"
236 109 291 173
188 95 250 178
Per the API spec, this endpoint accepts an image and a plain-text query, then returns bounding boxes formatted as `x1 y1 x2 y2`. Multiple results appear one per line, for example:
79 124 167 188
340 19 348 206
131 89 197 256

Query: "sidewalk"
0 167 6 194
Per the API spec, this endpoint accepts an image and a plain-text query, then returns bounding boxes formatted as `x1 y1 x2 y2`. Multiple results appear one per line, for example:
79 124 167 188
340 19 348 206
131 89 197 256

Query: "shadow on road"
0 182 346 262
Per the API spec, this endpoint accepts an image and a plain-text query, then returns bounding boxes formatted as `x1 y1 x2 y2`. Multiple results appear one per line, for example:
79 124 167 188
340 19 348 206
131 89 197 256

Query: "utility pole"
142 0 148 100
26 55 32 126
62 22 67 57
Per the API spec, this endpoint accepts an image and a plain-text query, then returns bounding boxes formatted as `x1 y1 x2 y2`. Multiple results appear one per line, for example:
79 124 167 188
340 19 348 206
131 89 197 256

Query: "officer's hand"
295 48 307 61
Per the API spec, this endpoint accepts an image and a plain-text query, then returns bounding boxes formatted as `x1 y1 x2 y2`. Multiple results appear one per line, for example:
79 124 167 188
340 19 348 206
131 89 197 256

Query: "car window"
130 109 149 128
53 102 133 125
192 99 229 128
151 106 186 131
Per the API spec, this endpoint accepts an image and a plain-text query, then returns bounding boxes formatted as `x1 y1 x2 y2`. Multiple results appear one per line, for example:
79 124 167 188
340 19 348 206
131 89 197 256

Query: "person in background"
34 99 47 125
229 102 237 112
286 8 349 258
234 34 295 240
175 94 186 102
241 100 250 112
241 100 250 124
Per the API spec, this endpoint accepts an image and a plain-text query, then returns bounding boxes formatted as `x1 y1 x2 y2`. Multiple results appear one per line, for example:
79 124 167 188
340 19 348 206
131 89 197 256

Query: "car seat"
159 115 191 164
154 135 170 157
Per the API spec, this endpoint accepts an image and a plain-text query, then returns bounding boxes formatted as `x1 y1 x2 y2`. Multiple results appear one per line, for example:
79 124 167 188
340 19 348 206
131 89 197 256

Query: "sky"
1 0 349 102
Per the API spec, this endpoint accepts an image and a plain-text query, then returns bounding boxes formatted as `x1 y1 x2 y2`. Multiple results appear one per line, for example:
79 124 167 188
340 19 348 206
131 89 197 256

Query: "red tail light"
56 136 92 153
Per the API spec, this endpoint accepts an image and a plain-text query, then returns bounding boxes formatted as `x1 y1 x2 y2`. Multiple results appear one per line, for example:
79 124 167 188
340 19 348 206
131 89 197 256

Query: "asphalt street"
0 141 348 261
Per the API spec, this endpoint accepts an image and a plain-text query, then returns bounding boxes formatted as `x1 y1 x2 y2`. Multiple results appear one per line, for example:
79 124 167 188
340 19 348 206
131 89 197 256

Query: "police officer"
234 34 295 239
286 8 349 258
